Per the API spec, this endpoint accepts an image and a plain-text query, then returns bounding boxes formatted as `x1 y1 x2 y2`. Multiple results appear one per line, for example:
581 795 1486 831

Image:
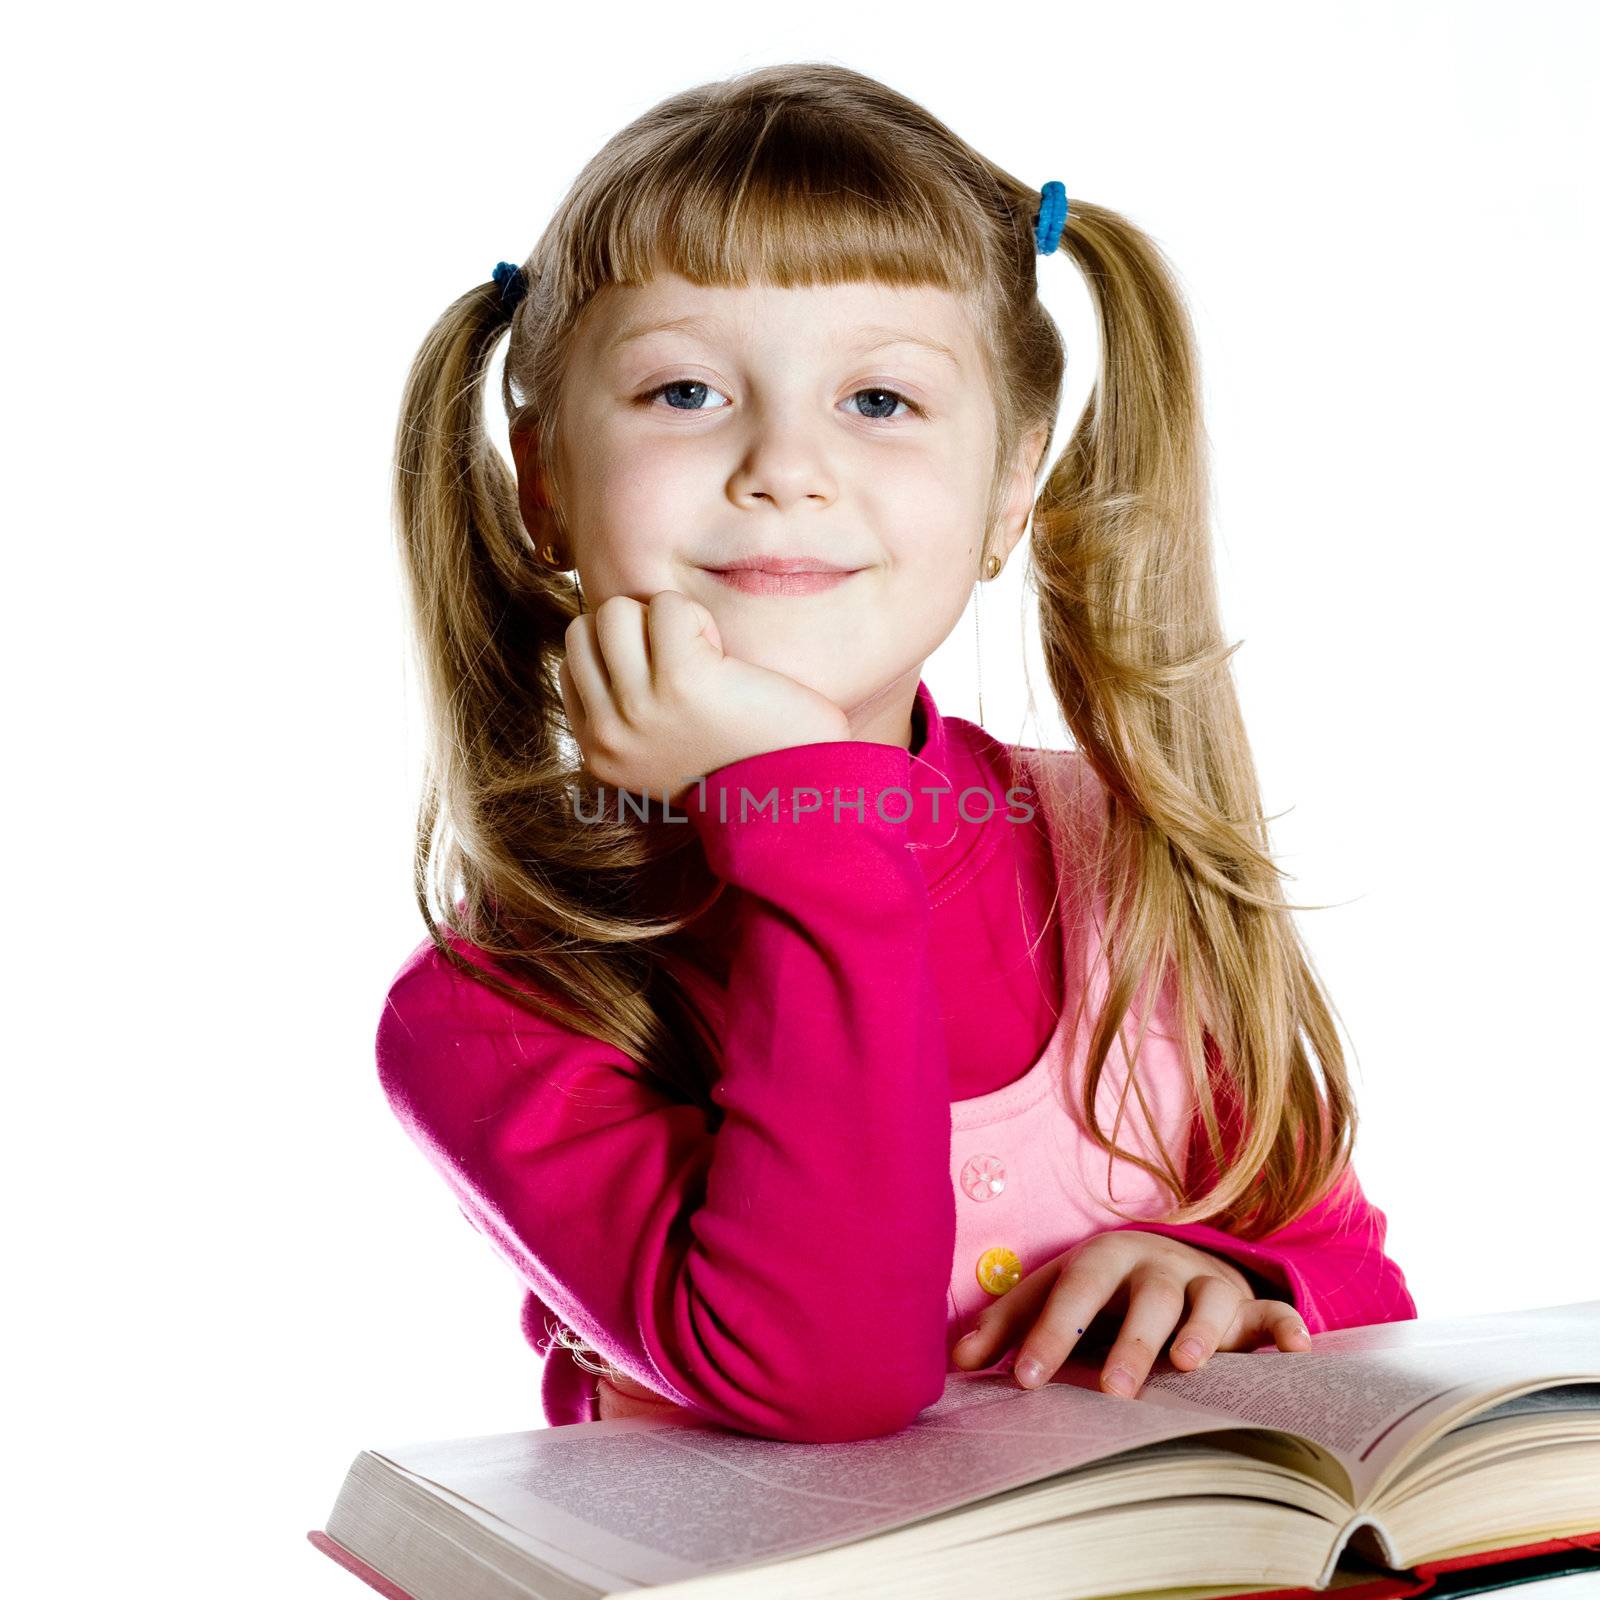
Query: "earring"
975 552 1003 725
537 540 568 569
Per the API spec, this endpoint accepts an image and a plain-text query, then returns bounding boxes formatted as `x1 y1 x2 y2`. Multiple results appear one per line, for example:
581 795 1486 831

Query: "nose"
727 410 837 513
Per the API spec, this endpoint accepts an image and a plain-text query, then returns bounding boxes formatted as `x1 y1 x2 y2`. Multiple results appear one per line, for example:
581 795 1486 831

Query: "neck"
840 666 925 751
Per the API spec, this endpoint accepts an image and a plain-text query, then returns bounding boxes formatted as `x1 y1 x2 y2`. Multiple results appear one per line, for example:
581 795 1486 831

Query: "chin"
714 633 851 701
726 639 827 687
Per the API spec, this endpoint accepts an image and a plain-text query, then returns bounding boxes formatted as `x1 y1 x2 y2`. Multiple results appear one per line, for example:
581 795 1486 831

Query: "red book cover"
307 1530 420 1600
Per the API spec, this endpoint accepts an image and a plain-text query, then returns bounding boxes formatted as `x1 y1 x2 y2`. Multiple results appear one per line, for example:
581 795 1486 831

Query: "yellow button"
976 1246 1023 1296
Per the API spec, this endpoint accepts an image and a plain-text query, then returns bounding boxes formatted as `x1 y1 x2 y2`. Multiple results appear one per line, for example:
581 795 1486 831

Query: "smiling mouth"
703 566 863 596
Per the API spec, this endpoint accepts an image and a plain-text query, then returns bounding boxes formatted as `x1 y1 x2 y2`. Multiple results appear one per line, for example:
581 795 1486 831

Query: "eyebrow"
606 315 962 371
853 325 963 371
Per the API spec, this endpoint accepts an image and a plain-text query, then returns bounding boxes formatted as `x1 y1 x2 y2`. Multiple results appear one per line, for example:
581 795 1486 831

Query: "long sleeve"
375 739 956 1444
1100 1036 1418 1336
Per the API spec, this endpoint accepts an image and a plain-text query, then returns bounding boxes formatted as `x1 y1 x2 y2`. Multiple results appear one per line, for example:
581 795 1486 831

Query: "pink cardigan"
375 680 1416 1443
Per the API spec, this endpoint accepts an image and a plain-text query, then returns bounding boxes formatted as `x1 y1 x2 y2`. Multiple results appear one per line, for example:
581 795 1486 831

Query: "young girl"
376 61 1416 1445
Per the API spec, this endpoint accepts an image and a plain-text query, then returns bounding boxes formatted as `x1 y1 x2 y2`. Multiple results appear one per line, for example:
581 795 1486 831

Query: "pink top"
375 680 1417 1443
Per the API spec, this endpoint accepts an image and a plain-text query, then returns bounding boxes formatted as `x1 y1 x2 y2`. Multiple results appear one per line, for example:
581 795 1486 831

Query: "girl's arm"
376 739 955 1444
1098 1036 1418 1335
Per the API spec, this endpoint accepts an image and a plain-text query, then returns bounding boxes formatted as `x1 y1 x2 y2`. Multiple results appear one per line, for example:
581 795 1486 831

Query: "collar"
903 677 1006 887
671 677 1008 962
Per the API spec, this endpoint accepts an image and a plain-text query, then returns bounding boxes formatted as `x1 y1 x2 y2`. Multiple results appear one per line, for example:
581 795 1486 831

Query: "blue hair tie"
1034 181 1069 255
492 260 529 313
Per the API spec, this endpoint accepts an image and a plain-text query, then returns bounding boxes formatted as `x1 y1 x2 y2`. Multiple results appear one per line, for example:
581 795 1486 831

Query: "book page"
1127 1300 1600 1504
370 1303 1598 1588
375 1379 1281 1588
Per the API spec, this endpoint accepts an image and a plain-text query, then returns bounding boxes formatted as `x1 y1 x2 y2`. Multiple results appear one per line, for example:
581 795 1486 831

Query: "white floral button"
959 1153 1007 1202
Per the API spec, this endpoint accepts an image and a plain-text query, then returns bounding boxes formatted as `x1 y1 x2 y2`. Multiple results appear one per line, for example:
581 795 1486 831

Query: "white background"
8 2 1597 1595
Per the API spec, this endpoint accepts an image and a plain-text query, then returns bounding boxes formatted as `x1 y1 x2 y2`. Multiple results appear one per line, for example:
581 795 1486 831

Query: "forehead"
582 272 979 369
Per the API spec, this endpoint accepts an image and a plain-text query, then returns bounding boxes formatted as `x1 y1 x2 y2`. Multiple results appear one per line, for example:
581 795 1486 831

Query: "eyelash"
637 378 927 423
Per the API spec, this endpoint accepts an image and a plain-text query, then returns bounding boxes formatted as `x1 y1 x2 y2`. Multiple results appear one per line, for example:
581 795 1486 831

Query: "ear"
991 423 1051 566
509 422 552 546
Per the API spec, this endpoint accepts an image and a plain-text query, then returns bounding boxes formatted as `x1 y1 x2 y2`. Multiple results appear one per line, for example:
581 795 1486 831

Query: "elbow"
678 1379 928 1446
769 1397 926 1445
688 1344 938 1443
765 1353 942 1444
667 1275 952 1442
1379 1263 1420 1325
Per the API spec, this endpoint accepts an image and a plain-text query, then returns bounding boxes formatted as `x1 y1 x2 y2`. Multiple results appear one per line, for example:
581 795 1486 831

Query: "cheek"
922 561 989 645
876 435 988 537
567 450 696 597
878 478 987 591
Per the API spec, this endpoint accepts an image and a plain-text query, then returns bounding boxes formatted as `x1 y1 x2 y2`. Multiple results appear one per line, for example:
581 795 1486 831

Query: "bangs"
561 99 994 299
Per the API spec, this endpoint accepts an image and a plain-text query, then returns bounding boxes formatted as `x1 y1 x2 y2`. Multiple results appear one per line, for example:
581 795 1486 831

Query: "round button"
976 1246 1023 1296
959 1154 1007 1202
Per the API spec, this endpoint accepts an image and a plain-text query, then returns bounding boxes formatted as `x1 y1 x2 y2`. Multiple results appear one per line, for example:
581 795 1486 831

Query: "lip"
706 557 862 574
705 566 862 596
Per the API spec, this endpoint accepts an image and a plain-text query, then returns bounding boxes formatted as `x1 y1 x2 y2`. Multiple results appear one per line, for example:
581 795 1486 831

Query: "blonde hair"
391 64 1360 1381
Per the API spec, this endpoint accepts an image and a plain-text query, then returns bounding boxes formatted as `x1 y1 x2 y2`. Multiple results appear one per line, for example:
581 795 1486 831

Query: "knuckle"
585 732 621 774
1137 1271 1188 1304
1068 1238 1115 1275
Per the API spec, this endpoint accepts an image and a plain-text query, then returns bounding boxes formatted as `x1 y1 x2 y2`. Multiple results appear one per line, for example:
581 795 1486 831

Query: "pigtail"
390 266 727 1113
1021 203 1358 1237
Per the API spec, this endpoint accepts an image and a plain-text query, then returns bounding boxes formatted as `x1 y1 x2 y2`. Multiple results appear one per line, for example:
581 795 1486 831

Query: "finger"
1254 1300 1312 1353
563 613 612 732
1093 1269 1188 1398
1165 1274 1249 1371
1007 1259 1128 1390
950 1255 1070 1373
591 594 653 724
645 590 718 685
557 655 591 750
1214 1296 1312 1354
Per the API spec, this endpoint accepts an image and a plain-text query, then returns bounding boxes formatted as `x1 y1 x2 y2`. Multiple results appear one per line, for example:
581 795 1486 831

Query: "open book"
310 1298 1600 1600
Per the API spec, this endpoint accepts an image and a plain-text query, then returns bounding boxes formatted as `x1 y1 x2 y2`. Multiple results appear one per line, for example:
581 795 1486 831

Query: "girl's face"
517 271 1042 737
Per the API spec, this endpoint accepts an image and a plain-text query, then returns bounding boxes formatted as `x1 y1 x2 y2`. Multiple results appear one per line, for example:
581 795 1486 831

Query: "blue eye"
638 379 926 422
641 379 731 412
848 386 923 422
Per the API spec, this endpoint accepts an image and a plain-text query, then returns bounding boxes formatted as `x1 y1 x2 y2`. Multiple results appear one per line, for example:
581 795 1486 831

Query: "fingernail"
1104 1366 1136 1396
1175 1338 1205 1364
1015 1356 1044 1386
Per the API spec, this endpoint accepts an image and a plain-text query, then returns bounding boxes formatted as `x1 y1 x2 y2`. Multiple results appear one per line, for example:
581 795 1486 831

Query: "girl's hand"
950 1229 1312 1398
595 1368 701 1426
559 590 852 803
